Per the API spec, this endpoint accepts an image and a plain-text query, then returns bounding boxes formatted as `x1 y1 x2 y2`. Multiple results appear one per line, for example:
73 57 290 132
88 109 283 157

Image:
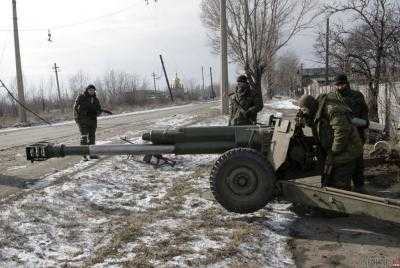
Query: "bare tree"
317 0 400 121
68 70 90 97
200 0 318 100
273 51 301 96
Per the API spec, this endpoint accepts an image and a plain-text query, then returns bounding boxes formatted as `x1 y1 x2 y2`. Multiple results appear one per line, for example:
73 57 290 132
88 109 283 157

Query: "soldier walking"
334 74 369 192
299 93 363 191
228 75 261 126
74 84 103 160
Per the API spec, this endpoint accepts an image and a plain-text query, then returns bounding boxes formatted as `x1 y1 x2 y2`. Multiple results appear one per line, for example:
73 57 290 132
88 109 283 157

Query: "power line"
0 78 52 125
0 3 143 32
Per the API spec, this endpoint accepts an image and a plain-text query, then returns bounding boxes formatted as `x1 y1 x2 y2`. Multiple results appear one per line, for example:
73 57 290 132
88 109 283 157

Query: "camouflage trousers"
323 161 356 191
352 155 365 188
77 121 97 145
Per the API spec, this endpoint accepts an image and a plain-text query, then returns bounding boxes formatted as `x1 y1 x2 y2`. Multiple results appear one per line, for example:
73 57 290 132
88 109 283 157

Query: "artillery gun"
26 114 400 224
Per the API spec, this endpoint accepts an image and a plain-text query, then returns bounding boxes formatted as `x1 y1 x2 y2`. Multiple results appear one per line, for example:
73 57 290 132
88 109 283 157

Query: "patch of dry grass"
85 215 149 266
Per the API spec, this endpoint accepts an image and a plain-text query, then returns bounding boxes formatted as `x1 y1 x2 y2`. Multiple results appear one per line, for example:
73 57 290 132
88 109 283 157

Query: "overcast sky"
0 0 320 92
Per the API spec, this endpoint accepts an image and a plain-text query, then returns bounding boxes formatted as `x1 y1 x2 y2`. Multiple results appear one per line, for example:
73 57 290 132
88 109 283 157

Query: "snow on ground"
0 100 298 267
265 98 299 110
0 102 205 134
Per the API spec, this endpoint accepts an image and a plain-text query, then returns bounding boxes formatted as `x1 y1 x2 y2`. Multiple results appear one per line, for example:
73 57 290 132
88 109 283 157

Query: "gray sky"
0 0 319 92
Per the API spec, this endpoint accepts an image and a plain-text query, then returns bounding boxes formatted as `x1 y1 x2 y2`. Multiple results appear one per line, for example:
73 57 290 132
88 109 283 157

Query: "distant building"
301 67 340 87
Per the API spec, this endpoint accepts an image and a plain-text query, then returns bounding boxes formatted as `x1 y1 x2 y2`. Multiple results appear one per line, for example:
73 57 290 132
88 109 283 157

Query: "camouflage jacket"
228 83 259 126
338 86 369 141
73 93 102 123
313 91 363 164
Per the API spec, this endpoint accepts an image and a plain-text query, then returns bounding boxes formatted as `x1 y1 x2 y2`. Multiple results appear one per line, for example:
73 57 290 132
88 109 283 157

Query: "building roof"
301 67 340 78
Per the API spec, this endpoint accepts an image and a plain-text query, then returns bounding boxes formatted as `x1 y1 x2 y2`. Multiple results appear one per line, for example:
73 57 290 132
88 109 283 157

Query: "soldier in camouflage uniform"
228 75 261 126
299 93 363 191
74 84 103 160
334 74 369 192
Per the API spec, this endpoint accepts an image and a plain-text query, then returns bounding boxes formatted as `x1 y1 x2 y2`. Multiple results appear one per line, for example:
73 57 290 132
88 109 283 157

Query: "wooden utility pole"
53 63 63 109
220 0 229 114
159 55 174 102
210 67 215 99
151 72 157 92
12 0 27 123
325 16 330 86
201 66 205 98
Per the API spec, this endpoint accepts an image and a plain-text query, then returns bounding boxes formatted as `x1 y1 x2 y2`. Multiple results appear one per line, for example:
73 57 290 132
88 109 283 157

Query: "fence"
304 81 400 136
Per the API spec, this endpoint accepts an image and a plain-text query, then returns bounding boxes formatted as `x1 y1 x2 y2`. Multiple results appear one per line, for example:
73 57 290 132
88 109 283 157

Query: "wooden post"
325 16 330 86
159 55 174 102
202 66 205 98
12 0 27 123
210 67 215 99
220 0 229 114
152 72 157 92
53 63 63 110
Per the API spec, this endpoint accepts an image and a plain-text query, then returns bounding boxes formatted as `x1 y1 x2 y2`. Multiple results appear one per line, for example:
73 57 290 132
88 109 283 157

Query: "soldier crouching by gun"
298 94 363 191
73 84 112 160
228 75 261 126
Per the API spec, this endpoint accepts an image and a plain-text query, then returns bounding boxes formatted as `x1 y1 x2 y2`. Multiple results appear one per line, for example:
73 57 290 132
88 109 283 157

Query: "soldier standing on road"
228 75 261 126
334 74 369 192
74 84 103 160
298 93 363 191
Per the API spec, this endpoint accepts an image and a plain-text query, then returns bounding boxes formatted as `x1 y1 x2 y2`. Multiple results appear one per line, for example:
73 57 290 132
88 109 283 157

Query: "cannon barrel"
26 143 176 162
25 142 246 162
26 125 273 162
142 125 273 155
142 125 271 145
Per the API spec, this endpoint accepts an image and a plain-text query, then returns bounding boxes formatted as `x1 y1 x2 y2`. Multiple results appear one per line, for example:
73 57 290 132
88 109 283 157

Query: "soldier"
74 84 103 160
228 75 260 126
299 93 363 191
334 74 369 192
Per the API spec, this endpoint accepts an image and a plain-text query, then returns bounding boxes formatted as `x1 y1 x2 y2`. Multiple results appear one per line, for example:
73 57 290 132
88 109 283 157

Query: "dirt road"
0 101 218 199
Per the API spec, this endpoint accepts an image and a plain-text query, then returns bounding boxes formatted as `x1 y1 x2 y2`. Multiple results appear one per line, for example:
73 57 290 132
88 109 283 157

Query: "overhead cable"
0 78 52 125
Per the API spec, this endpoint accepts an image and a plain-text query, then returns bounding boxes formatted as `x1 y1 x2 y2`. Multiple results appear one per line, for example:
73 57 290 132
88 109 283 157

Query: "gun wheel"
210 148 276 214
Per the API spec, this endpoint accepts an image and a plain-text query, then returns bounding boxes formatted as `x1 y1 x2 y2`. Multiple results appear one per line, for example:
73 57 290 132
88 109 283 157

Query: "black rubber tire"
210 148 276 213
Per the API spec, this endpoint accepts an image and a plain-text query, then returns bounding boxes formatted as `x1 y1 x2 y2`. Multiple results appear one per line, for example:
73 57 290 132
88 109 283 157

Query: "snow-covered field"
0 100 298 267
